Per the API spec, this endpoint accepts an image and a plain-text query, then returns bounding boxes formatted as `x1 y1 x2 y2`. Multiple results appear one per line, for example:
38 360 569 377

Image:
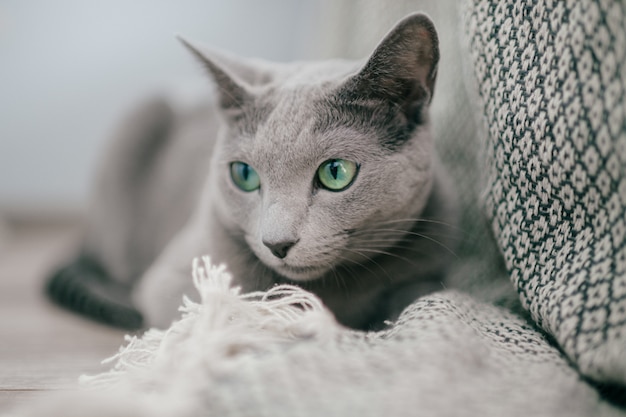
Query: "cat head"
182 13 439 282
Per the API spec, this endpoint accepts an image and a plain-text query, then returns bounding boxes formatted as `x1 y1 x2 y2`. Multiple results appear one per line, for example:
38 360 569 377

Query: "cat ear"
342 13 439 123
177 36 253 114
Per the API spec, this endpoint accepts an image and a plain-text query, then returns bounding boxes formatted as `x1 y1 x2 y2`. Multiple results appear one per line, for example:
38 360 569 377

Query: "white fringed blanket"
8 257 623 417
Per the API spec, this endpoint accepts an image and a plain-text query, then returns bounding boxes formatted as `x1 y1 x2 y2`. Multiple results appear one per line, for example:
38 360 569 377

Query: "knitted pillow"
463 0 626 384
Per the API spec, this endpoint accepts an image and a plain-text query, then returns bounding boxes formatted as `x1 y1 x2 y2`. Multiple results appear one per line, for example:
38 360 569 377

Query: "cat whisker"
339 248 394 286
352 236 445 245
351 240 441 257
370 217 454 231
349 219 464 244
368 217 460 230
351 228 458 258
346 247 424 271
304 242 382 294
349 219 463 240
352 237 457 254
327 261 351 296
308 242 362 294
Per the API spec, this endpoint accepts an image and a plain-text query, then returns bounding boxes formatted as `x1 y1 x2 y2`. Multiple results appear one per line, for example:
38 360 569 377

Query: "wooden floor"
0 218 126 413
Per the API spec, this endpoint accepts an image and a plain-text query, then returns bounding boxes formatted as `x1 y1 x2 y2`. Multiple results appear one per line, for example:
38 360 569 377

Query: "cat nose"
263 239 298 259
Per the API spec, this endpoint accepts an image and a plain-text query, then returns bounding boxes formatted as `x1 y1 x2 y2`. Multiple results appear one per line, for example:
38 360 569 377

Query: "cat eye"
317 159 359 191
230 162 261 192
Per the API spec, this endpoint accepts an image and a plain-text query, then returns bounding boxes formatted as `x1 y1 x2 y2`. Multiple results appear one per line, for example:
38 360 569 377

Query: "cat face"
183 13 439 282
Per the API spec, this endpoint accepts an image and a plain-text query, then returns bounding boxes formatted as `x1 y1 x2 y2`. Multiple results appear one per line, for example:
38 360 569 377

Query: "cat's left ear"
177 36 254 117
342 13 439 123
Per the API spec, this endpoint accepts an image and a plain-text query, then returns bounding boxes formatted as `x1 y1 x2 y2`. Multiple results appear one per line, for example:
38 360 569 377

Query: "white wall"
0 0 325 210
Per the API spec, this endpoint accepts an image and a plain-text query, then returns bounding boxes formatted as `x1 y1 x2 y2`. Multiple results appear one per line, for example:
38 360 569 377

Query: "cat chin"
270 262 330 282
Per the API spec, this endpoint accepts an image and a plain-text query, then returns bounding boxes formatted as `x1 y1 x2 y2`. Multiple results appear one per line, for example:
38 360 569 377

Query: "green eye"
317 159 359 191
230 162 260 192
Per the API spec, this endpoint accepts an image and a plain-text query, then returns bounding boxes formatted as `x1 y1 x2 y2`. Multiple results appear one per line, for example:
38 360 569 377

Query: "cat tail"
45 254 144 330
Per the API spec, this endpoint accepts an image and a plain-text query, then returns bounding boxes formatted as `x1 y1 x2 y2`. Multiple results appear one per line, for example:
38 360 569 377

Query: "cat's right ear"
177 36 252 116
340 13 439 124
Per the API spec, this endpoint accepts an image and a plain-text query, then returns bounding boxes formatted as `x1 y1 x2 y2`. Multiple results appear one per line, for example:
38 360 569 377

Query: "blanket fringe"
80 256 340 389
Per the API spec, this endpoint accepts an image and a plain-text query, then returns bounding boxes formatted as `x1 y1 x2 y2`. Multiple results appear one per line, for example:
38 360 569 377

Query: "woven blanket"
8 258 623 417
464 0 626 386
7 0 625 415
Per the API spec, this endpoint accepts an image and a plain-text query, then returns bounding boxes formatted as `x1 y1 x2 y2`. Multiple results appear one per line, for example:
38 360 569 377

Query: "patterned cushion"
463 0 626 384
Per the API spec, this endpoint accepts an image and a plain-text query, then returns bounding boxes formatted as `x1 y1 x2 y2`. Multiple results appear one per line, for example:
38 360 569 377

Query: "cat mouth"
245 236 332 281
273 262 330 282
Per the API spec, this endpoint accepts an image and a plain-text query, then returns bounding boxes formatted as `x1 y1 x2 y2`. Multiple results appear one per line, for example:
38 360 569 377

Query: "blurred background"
0 0 329 217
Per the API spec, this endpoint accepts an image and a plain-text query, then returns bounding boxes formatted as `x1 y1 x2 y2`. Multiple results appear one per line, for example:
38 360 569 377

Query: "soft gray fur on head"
179 12 439 278
110 13 457 329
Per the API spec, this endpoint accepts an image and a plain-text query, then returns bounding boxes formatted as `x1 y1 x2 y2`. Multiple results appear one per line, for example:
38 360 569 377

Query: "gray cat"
47 13 457 330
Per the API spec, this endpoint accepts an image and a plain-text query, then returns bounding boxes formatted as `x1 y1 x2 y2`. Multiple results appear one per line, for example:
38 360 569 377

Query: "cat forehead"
249 84 413 154
250 91 379 158
225 88 384 178
223 62 352 138
227 96 407 176
223 57 420 169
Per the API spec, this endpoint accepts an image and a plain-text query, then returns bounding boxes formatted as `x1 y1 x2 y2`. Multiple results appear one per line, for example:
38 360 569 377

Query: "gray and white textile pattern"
463 0 626 384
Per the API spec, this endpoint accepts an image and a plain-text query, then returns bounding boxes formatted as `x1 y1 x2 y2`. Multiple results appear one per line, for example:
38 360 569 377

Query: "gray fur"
83 13 457 329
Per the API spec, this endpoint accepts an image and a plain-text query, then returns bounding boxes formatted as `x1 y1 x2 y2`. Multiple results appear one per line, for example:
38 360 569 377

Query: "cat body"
48 13 458 330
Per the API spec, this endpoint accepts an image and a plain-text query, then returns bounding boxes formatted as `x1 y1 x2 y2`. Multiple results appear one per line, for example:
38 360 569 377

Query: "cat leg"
132 214 211 328
46 254 144 330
